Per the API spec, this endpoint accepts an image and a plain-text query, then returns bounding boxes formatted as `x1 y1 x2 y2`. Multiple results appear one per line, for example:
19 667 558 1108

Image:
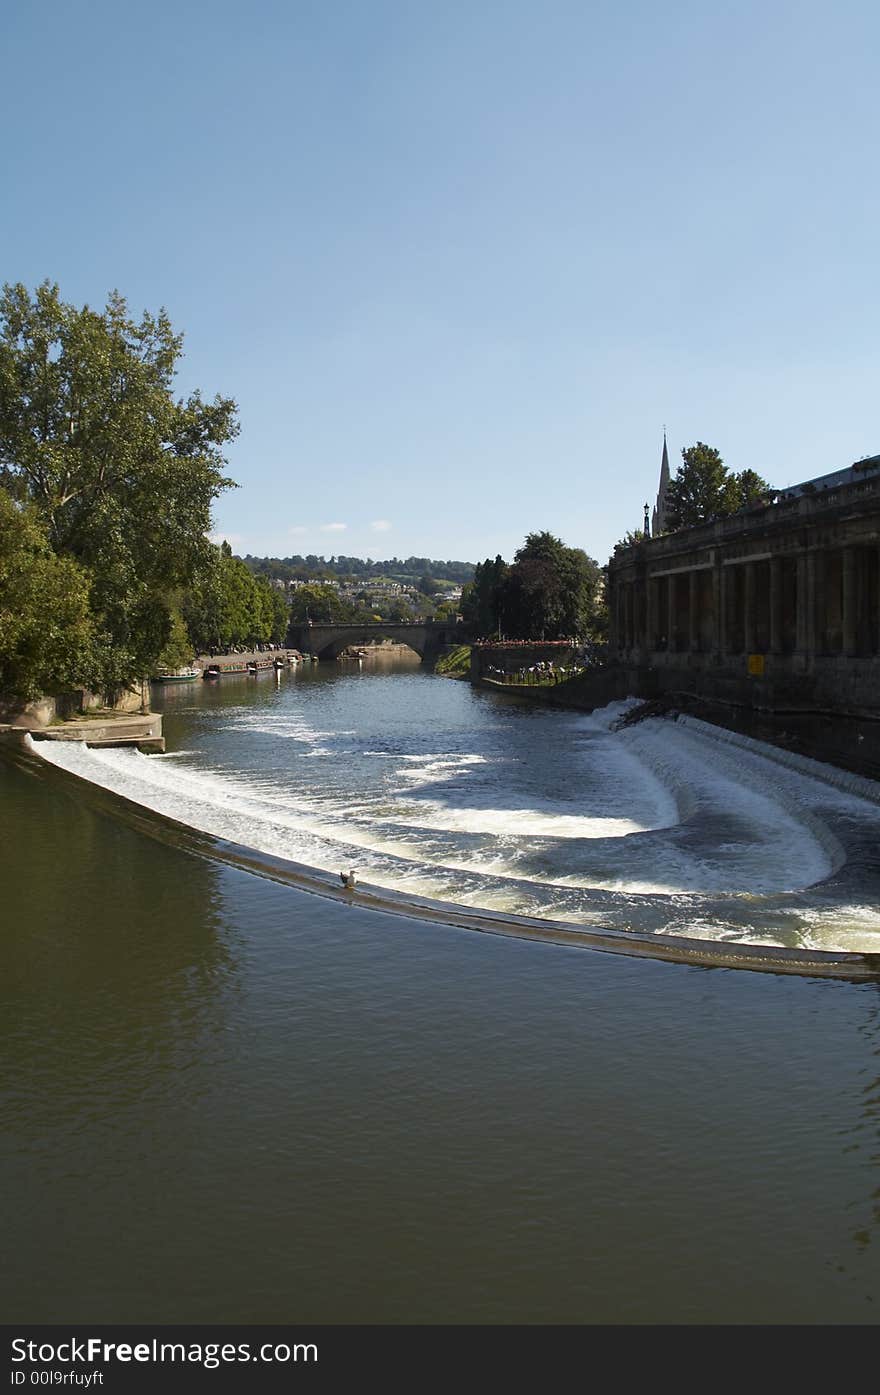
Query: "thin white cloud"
320 522 348 533
370 519 392 532
209 531 244 546
287 525 307 536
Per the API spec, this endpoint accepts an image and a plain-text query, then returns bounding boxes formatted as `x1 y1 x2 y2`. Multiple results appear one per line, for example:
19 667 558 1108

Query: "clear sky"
3 0 878 566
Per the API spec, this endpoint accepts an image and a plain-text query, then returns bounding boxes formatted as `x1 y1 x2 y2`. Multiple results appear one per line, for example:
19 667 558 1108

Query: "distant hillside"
241 554 475 585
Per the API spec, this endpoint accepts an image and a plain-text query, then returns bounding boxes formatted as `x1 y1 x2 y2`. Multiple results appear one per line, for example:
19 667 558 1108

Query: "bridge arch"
288 622 456 662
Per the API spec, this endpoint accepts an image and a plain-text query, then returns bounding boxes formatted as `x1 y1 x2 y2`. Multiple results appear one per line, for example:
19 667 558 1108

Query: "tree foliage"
462 534 602 641
245 554 474 585
285 583 378 627
461 555 509 635
0 494 97 701
664 443 772 532
183 543 289 652
0 281 238 695
612 528 646 554
734 468 774 508
504 532 600 640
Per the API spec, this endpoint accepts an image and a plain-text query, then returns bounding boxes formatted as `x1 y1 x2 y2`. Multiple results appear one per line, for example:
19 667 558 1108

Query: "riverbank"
194 647 303 670
0 711 164 754
0 683 164 752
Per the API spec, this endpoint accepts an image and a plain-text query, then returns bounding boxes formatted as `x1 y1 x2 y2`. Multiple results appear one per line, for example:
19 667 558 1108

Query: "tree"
733 469 774 509
0 281 238 683
288 584 349 625
613 528 646 555
384 598 416 624
664 444 773 531
664 444 733 530
501 532 601 640
155 608 195 672
264 583 290 644
0 493 97 701
461 555 508 635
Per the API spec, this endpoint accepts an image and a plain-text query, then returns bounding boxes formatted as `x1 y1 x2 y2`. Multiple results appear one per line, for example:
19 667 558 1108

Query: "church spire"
651 431 671 537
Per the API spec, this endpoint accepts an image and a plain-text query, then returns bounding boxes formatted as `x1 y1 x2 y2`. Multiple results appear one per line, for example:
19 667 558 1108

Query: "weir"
11 666 880 978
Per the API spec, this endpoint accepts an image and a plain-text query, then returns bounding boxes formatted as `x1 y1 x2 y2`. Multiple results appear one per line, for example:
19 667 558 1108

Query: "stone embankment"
0 684 163 753
470 643 880 782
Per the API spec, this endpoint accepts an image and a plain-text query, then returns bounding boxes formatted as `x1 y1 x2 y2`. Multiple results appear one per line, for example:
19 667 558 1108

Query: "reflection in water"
848 995 880 1256
3 665 880 1322
0 758 235 1139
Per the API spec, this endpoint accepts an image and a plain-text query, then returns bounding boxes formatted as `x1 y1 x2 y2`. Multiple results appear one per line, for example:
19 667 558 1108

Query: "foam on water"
31 693 880 951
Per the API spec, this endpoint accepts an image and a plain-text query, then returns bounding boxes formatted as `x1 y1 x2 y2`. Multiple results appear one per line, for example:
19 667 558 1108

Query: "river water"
3 657 880 1321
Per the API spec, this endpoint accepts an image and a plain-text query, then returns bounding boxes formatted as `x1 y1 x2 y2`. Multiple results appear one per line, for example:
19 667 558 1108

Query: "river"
2 656 880 1322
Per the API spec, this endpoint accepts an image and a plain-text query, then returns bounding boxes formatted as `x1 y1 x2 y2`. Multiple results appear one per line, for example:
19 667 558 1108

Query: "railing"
612 473 880 570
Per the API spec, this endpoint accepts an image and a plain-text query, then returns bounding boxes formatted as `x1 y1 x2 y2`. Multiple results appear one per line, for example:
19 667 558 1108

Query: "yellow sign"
747 654 765 676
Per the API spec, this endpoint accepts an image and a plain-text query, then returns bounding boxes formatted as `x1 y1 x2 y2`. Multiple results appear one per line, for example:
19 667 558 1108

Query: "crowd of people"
483 660 588 686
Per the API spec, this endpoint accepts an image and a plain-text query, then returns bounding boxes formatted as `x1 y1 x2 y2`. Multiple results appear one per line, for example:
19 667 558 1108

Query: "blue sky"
3 0 878 565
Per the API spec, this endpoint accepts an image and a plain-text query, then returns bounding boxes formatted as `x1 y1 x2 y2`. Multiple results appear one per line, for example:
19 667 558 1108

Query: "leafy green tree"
183 548 228 653
0 494 97 701
461 555 509 635
613 528 646 554
383 599 417 623
431 601 457 623
0 281 238 683
155 608 195 671
733 468 773 508
288 584 349 625
501 532 600 640
181 545 282 652
665 444 732 530
264 583 290 644
664 445 772 531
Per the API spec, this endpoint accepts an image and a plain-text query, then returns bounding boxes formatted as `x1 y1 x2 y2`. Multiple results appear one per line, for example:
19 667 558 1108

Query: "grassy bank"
434 644 472 678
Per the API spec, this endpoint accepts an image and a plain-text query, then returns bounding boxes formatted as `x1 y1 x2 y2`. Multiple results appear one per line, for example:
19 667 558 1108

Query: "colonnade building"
607 449 880 716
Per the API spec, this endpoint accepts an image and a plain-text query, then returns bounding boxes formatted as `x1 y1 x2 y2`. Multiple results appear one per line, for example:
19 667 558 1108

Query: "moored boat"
203 662 250 677
152 666 201 682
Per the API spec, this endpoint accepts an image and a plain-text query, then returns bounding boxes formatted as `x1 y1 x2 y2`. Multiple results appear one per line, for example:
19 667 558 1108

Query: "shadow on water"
0 756 236 1136
4 668 880 1322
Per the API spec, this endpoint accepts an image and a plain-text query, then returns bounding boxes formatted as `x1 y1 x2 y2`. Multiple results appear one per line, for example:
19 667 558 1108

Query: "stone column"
798 551 817 657
647 577 657 652
637 579 650 661
744 562 757 653
796 554 808 653
714 561 725 657
769 556 783 654
667 575 677 654
689 571 699 652
843 546 858 656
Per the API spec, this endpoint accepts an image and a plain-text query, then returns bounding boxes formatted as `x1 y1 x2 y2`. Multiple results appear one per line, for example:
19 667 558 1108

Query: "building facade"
608 461 880 715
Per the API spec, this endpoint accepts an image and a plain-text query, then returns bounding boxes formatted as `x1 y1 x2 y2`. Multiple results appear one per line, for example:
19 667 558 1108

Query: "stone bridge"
287 621 458 662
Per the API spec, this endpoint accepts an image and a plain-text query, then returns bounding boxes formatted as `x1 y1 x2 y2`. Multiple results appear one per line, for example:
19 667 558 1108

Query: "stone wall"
0 684 147 728
607 467 880 718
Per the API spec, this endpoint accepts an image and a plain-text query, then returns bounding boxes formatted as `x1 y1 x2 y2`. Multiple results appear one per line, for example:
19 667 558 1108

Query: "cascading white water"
33 681 880 953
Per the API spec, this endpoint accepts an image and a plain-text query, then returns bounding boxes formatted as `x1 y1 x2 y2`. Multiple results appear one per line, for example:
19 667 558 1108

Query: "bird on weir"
340 868 357 890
